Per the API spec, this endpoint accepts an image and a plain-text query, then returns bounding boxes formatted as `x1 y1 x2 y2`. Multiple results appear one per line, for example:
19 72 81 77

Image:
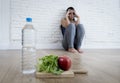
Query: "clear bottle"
22 17 36 74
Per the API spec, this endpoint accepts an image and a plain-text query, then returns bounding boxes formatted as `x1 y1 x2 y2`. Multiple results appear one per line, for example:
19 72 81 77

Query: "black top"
60 25 66 37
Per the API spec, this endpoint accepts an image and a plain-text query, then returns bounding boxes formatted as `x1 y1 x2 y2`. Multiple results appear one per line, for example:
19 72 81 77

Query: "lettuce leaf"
36 55 63 75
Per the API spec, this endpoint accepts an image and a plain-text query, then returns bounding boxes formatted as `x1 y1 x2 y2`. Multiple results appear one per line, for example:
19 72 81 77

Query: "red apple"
58 55 71 71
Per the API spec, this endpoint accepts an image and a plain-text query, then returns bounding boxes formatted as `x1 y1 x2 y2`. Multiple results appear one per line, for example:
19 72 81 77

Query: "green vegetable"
36 55 63 75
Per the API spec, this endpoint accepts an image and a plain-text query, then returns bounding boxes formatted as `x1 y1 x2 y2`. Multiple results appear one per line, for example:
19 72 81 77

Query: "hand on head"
66 10 70 17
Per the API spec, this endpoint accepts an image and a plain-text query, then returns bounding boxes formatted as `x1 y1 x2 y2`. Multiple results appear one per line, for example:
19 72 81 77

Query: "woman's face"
68 9 75 20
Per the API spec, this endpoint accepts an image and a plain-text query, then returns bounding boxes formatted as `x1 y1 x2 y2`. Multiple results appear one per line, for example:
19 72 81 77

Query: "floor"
0 49 120 83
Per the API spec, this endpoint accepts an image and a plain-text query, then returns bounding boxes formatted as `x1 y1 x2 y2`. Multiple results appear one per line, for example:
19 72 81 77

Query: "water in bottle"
22 17 36 74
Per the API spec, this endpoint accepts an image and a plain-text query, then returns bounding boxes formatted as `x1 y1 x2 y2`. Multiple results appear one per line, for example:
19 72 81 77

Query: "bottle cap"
26 17 32 22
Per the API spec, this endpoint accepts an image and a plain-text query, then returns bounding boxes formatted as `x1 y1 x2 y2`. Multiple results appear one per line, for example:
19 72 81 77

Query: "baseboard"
0 43 120 50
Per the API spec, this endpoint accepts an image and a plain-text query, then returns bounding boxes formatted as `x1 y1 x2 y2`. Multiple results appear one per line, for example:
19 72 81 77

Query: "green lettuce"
36 55 63 75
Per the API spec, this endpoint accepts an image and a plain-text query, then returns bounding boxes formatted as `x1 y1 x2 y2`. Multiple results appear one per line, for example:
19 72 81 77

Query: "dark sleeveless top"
60 25 66 37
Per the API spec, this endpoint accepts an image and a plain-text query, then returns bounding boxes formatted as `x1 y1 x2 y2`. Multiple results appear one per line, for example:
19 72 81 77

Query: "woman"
61 7 85 53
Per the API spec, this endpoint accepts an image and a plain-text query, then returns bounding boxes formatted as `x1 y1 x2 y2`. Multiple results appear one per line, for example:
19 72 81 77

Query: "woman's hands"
74 11 79 18
65 10 70 25
66 10 70 18
74 12 80 25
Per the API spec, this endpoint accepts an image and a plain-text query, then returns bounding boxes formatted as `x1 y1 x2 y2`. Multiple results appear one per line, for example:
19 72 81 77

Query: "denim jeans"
62 23 85 50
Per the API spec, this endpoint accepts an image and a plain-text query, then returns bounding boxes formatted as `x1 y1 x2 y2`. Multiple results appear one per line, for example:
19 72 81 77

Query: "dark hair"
66 7 75 12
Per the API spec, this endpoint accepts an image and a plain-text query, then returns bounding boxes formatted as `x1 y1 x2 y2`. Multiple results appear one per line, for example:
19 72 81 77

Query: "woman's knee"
76 24 83 28
68 23 76 30
77 24 85 33
69 23 76 26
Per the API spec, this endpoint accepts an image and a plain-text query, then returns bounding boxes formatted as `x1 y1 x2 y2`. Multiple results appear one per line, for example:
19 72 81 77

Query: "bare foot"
68 48 78 53
77 49 83 53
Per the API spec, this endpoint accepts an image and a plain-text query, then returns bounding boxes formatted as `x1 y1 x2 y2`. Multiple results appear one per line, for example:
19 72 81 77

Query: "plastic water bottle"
22 17 36 74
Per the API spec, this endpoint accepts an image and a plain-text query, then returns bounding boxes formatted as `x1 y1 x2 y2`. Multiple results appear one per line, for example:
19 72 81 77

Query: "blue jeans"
62 23 85 50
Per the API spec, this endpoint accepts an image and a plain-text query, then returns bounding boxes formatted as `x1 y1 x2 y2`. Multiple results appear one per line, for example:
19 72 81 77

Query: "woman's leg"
62 23 77 52
74 24 85 52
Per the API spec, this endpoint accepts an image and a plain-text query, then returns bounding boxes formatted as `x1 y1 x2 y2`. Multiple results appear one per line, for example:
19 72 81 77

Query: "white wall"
0 0 10 49
0 0 120 49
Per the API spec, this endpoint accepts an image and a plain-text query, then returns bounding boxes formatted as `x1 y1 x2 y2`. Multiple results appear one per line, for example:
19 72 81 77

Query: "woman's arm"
65 11 70 26
61 18 67 28
61 11 70 28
